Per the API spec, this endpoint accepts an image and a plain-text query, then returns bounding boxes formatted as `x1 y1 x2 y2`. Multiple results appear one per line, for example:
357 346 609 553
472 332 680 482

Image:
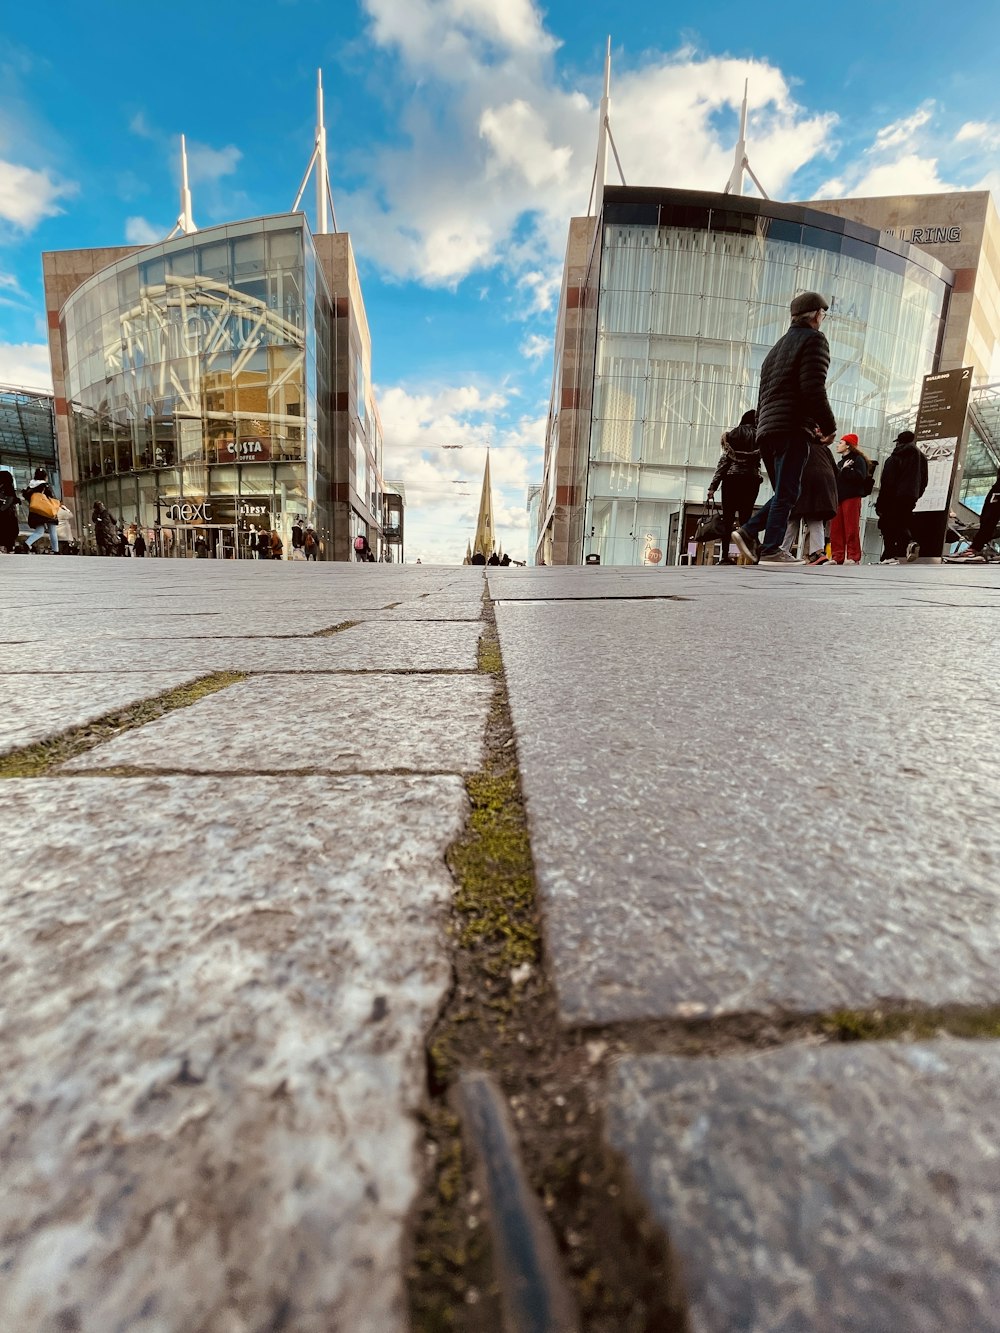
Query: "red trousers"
830 497 863 563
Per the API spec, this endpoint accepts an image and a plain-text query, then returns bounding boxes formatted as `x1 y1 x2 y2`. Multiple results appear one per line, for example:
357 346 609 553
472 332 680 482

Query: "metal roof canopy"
0 385 57 460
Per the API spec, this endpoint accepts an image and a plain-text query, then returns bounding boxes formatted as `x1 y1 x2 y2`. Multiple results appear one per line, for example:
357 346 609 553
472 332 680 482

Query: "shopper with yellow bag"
24 468 62 554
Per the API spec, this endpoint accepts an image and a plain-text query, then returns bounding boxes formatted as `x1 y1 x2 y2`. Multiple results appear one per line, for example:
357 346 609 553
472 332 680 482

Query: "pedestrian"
291 519 304 553
487 551 500 566
706 409 761 562
875 430 928 564
354 533 370 562
269 529 283 560
830 433 870 564
0 470 20 552
783 428 838 565
471 551 486 565
23 468 61 554
944 465 1000 563
732 292 836 567
303 526 318 560
133 531 147 557
257 528 270 560
194 535 209 558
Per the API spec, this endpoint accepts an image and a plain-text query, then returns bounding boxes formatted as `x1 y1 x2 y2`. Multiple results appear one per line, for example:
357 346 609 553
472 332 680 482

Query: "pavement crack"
0 673 247 778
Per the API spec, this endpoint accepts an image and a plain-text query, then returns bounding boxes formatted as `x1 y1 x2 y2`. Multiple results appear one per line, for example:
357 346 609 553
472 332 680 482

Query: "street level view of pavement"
2 558 1000 1332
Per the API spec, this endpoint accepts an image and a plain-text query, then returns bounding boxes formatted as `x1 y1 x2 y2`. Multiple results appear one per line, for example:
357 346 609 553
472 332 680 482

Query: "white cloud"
814 101 956 199
0 158 76 229
956 121 1000 151
519 332 551 362
378 378 543 563
0 342 53 392
186 142 242 184
345 7 836 298
124 215 165 245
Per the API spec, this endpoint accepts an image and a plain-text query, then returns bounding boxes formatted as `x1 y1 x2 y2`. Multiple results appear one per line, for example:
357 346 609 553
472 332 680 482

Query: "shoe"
732 528 759 563
758 550 804 567
805 552 829 565
881 558 900 565
844 559 859 565
905 541 920 562
944 548 986 563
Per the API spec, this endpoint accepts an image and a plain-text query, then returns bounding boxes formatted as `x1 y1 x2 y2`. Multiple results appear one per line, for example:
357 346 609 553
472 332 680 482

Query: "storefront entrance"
160 525 239 559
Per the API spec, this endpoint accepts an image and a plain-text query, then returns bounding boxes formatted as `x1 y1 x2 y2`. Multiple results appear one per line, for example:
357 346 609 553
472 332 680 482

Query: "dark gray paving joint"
456 1071 581 1333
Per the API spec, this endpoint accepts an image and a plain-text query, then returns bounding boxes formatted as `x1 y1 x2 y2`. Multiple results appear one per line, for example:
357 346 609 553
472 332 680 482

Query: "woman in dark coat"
706 410 761 563
784 432 839 564
0 470 20 552
830 433 870 564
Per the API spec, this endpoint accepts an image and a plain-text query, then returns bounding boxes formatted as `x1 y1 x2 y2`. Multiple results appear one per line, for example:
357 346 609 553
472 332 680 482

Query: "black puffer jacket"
876 440 928 510
708 412 761 492
756 320 836 442
836 450 869 501
791 440 839 521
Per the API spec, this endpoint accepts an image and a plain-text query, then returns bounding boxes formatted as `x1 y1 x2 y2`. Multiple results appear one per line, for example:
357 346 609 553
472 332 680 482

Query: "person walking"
783 428 839 565
133 531 147 557
194 534 209 558
707 410 761 562
304 526 318 560
830 433 870 564
269 529 283 560
354 533 370 562
291 519 304 554
24 468 61 554
944 465 1000 563
732 292 837 567
875 430 928 564
257 529 270 560
0 470 20 552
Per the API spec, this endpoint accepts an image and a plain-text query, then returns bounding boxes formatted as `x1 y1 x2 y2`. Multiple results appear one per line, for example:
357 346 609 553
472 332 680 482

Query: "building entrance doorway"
161 525 238 559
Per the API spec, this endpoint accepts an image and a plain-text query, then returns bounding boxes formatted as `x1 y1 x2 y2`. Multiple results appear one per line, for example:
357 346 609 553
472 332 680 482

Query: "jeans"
742 434 809 556
720 476 761 549
26 521 59 553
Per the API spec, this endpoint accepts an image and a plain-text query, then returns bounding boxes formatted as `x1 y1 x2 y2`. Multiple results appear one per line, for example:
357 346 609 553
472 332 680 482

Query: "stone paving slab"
0 671 206 756
606 1041 1000 1333
64 674 492 773
0 775 467 1333
494 578 1000 1023
0 621 483 674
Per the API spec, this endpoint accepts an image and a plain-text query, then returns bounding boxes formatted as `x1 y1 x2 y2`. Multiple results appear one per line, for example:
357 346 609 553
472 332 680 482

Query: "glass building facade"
59 214 368 557
560 189 954 565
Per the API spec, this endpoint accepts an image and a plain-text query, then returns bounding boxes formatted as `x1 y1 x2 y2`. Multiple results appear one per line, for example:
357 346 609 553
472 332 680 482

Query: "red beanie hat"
840 433 859 446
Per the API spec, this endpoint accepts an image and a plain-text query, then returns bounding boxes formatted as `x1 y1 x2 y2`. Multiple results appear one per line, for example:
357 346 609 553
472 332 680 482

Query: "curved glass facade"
62 215 338 557
582 193 952 565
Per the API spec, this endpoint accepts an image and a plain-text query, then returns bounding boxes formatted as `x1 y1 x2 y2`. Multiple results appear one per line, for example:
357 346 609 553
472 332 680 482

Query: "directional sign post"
909 366 974 559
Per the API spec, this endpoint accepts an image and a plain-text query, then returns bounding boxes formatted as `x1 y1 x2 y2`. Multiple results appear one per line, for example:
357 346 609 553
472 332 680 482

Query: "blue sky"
2 0 999 561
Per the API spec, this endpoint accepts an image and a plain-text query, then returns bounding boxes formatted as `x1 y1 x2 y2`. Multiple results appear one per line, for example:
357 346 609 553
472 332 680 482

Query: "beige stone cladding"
314 233 376 562
803 192 1000 383
41 247 141 508
538 215 598 565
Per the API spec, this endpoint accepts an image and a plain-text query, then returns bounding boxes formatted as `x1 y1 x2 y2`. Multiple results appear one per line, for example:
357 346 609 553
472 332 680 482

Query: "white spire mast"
724 80 769 198
587 37 627 215
164 135 197 240
291 69 338 233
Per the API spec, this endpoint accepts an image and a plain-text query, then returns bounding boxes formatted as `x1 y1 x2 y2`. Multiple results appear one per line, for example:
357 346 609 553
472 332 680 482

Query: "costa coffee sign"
222 438 271 461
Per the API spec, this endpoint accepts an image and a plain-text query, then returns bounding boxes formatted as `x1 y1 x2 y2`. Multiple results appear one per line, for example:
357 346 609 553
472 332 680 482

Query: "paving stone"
606 1041 1000 1333
0 621 482 674
64 674 492 773
0 775 466 1332
0 671 205 755
494 578 1000 1023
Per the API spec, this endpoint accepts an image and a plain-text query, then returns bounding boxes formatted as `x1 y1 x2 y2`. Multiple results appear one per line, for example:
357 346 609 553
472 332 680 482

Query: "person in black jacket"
732 291 837 567
875 430 928 563
944 466 1000 563
706 410 760 563
830 433 870 564
24 468 61 554
0 470 20 552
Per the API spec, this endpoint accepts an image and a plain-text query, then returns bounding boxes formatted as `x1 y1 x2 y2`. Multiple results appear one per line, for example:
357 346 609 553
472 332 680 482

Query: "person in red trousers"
830 433 869 563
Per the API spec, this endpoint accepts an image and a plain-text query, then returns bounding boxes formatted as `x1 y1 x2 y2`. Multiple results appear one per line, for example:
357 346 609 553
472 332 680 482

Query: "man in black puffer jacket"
732 291 837 566
875 430 928 563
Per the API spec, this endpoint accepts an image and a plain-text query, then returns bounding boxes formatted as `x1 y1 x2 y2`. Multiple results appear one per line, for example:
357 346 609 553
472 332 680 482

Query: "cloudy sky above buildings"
2 0 999 562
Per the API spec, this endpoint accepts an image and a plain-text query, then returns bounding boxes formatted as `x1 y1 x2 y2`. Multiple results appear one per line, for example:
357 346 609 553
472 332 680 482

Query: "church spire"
472 452 495 559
